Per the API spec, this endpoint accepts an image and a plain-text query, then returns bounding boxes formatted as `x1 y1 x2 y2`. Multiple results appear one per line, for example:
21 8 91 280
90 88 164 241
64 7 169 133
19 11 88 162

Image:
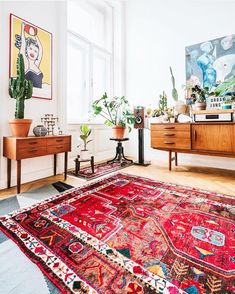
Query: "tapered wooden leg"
169 151 172 171
54 154 57 176
175 152 178 166
64 152 68 180
17 160 21 194
7 158 11 188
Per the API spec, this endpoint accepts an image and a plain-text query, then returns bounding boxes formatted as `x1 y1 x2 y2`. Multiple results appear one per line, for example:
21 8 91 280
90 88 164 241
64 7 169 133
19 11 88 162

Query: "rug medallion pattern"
0 173 234 293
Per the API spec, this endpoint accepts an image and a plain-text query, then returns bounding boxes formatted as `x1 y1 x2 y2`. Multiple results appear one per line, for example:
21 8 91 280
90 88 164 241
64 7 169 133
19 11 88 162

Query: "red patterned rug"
0 173 234 294
68 161 133 180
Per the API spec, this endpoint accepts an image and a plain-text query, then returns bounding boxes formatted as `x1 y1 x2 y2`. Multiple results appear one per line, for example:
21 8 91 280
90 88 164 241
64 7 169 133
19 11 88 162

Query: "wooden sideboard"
3 135 71 193
151 123 235 170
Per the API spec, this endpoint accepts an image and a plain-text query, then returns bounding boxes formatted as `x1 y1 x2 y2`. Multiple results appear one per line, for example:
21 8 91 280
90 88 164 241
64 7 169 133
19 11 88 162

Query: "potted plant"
78 124 92 160
166 107 175 123
151 108 162 123
92 93 135 139
9 53 33 137
191 85 208 111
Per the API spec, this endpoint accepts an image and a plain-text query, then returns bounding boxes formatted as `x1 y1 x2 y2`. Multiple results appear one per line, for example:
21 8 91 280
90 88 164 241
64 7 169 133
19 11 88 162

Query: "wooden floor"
0 160 234 200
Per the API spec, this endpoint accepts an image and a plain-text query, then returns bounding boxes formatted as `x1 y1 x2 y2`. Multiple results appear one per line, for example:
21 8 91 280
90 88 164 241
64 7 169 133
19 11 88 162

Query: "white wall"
125 0 235 170
0 0 67 189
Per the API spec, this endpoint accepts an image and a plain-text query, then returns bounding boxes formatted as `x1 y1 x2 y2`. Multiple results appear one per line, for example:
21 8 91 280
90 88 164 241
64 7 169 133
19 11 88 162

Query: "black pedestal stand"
134 129 151 166
107 138 133 165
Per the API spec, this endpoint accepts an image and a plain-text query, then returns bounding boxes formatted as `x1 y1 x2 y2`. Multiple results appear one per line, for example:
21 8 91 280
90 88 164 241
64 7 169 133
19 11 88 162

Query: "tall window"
67 0 114 123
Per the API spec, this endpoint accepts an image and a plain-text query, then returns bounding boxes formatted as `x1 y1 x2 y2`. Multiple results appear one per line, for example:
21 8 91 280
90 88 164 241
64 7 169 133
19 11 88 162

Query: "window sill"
67 121 106 126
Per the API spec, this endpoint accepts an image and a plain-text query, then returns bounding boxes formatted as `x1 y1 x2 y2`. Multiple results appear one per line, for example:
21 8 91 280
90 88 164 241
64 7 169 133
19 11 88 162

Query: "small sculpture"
41 114 62 135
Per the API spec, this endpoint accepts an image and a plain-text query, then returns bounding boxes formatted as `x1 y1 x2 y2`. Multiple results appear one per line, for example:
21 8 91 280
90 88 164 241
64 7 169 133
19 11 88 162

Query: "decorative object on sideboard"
92 92 135 139
192 109 233 123
33 125 48 136
177 114 192 123
174 100 188 115
41 114 62 135
78 124 92 160
8 53 33 137
10 14 52 100
207 96 226 110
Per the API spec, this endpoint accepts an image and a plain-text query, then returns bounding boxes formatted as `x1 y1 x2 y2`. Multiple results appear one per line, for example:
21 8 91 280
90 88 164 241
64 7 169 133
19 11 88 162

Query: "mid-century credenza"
3 135 71 193
151 122 235 170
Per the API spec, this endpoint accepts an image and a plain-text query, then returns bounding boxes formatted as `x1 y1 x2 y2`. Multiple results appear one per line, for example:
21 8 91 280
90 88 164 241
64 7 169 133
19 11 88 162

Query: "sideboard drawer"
18 146 47 159
47 144 70 154
47 136 71 146
151 130 190 139
151 137 191 150
18 138 46 149
151 124 190 132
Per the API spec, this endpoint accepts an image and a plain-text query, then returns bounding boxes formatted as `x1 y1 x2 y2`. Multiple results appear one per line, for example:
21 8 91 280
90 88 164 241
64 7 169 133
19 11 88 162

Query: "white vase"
80 150 90 160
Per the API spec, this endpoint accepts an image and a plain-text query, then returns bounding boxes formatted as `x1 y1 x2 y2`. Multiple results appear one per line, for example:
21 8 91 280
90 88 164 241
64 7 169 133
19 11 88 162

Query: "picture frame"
9 13 53 100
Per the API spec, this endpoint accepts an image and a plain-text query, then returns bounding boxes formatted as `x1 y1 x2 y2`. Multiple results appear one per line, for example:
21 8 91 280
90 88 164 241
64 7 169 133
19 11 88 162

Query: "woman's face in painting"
26 43 39 61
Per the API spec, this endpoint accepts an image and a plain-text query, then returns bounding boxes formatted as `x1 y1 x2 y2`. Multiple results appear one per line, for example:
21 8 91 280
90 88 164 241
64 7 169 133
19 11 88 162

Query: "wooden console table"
3 135 71 193
151 122 235 170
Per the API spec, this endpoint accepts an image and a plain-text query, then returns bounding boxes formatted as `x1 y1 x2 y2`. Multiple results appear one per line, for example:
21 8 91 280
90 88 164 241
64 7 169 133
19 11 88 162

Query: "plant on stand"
92 93 135 139
78 124 92 160
9 53 33 137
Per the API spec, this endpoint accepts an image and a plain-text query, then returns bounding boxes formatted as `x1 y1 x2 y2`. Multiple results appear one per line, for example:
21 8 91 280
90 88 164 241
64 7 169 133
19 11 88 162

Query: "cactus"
9 53 33 119
170 66 178 101
159 91 168 113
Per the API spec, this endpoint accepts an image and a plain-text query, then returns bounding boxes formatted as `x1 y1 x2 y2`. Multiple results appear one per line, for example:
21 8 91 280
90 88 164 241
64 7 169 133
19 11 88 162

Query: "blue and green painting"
185 35 235 90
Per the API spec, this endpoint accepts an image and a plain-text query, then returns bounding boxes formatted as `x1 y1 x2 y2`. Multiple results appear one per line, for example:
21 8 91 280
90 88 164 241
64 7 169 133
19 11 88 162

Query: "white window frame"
67 0 124 124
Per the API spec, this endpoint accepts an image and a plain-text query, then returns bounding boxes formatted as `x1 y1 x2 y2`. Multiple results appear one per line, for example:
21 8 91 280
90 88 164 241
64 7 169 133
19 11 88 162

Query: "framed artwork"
185 35 235 91
10 14 52 100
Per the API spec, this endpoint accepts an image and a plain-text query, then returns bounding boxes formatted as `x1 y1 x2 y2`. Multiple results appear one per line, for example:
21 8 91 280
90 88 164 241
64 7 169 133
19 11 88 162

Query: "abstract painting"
186 35 235 91
10 14 52 100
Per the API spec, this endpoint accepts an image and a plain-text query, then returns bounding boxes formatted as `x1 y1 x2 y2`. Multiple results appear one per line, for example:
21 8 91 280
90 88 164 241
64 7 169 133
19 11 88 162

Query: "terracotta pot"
112 125 126 139
9 119 32 137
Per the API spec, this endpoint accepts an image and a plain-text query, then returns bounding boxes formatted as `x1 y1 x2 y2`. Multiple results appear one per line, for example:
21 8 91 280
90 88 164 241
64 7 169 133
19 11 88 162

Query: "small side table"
107 138 133 164
74 155 94 175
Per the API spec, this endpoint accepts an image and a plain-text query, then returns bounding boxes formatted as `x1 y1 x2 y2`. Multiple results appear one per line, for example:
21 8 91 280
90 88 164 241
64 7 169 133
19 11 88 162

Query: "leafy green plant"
165 107 174 118
212 76 235 97
92 93 135 132
9 53 33 119
78 124 92 151
152 108 161 117
191 85 209 103
170 66 178 101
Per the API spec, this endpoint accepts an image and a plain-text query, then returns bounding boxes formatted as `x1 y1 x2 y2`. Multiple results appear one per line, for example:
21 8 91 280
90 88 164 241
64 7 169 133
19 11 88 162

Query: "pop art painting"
10 14 52 100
